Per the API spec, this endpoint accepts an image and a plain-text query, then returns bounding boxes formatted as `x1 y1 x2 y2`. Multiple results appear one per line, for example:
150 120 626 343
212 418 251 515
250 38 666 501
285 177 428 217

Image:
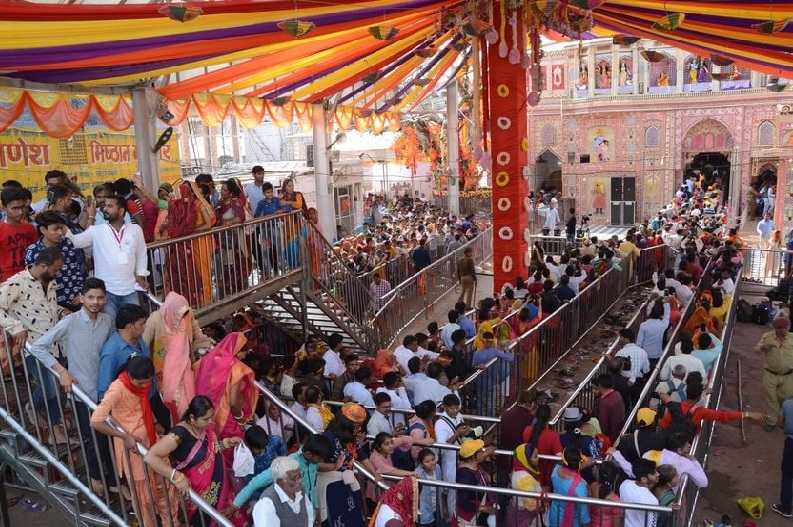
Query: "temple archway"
534 149 562 193
682 119 734 199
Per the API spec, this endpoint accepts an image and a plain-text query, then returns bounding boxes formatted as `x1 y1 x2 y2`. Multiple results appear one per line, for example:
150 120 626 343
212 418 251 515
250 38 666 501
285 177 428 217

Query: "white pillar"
312 103 335 241
446 81 460 216
132 88 161 190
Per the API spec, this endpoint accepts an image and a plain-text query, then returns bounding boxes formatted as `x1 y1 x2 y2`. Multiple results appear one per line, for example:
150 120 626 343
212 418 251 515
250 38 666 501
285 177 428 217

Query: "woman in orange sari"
163 181 214 308
306 207 325 283
280 177 306 269
193 332 259 446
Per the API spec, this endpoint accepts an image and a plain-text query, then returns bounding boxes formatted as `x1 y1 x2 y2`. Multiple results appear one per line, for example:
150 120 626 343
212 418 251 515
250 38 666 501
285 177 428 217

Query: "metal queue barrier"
253 381 674 526
0 336 233 527
373 228 493 349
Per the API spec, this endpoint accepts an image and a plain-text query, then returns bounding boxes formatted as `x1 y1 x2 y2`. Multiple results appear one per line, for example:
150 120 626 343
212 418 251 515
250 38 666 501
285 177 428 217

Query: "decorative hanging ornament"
569 0 606 10
369 26 399 40
641 50 666 62
158 3 203 22
612 34 640 46
269 96 290 106
752 18 790 34
652 13 684 32
528 91 541 107
462 19 491 36
362 70 382 84
415 45 437 58
278 20 315 37
710 54 734 67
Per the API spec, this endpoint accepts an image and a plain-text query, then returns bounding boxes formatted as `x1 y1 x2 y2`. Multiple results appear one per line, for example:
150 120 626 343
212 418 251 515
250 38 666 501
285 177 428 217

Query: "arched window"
541 124 557 146
758 121 775 147
645 125 661 148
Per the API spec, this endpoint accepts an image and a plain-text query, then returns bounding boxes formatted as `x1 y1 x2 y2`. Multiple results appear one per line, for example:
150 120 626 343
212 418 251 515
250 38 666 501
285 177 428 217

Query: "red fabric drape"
486 1 529 292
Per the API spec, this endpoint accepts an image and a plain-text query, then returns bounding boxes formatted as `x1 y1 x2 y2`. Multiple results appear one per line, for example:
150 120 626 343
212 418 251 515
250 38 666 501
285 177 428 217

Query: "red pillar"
484 1 529 291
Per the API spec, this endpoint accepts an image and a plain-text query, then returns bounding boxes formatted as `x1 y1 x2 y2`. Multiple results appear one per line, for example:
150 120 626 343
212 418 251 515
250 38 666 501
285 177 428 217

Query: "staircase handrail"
22 343 234 527
304 221 379 345
0 405 129 526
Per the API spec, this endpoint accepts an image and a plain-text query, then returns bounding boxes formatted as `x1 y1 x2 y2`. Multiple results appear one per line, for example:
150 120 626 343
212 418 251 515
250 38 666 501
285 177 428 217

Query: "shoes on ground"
772 503 792 518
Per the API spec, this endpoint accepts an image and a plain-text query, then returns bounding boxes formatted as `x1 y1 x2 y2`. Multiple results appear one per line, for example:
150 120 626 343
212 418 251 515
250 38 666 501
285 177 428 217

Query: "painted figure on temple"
658 72 670 86
578 64 589 89
592 178 606 215
689 61 698 84
596 63 611 89
618 61 630 86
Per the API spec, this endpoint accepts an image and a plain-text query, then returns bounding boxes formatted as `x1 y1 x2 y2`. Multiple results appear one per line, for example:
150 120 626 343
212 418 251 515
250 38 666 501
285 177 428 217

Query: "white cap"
564 407 582 422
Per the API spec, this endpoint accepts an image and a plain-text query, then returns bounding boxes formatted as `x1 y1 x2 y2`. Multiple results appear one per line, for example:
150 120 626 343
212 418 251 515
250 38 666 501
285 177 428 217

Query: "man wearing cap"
756 317 793 430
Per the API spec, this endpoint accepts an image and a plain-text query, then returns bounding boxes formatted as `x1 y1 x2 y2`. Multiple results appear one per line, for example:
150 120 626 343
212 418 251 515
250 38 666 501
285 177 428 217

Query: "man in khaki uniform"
756 317 793 430
455 246 476 308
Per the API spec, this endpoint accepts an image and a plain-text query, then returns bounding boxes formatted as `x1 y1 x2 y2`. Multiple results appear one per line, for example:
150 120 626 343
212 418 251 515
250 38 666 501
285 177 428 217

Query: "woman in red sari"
144 395 248 527
193 332 259 444
368 476 419 527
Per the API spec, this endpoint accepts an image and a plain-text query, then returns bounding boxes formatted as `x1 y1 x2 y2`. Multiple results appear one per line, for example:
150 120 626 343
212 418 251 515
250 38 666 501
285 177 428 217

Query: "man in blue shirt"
412 238 432 272
97 304 153 400
254 182 290 276
244 425 287 498
440 309 461 351
472 332 515 415
756 214 775 249
774 397 793 517
455 302 476 338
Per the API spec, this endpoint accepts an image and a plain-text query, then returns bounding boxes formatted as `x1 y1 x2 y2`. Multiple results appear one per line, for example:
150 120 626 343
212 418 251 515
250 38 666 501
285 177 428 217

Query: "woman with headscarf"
193 332 259 447
369 476 419 527
280 177 307 269
214 179 252 297
143 292 213 424
506 443 542 527
317 404 375 527
163 181 215 307
548 446 592 527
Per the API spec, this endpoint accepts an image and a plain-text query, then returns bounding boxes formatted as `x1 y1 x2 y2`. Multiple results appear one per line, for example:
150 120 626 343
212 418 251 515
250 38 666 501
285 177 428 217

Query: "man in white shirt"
253 456 314 527
290 383 308 420
435 394 470 515
675 275 695 305
245 165 266 211
68 195 148 322
618 458 660 527
614 328 650 381
663 270 682 290
440 310 461 351
712 269 735 296
410 361 457 405
342 367 375 407
322 333 346 379
637 299 671 366
256 399 295 445
367 392 394 436
376 372 412 426
659 336 706 381
545 256 562 282
394 334 438 374
544 201 559 231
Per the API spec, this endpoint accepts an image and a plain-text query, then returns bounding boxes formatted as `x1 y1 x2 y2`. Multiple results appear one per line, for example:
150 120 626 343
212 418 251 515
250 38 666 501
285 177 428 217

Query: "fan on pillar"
483 0 529 292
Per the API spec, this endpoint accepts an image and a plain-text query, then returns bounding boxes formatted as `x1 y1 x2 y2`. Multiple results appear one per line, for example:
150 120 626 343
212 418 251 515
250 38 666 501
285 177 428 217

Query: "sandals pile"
7 496 48 512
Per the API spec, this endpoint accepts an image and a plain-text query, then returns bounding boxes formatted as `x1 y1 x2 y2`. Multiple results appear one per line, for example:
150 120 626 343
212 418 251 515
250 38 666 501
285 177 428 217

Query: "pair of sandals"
6 496 47 512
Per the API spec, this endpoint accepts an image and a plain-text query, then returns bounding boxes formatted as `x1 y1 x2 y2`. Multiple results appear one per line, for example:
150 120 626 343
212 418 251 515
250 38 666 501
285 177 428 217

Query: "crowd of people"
1 162 790 527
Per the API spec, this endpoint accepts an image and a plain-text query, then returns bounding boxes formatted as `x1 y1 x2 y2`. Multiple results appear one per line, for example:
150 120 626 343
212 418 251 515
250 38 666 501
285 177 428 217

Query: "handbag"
232 442 255 478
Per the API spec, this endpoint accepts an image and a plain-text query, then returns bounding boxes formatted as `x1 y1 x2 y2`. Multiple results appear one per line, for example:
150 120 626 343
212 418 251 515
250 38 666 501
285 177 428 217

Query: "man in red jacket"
658 383 763 431
591 374 626 443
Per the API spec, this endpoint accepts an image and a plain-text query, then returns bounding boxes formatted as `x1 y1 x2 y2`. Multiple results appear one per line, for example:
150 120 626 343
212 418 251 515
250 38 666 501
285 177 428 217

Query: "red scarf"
118 371 157 446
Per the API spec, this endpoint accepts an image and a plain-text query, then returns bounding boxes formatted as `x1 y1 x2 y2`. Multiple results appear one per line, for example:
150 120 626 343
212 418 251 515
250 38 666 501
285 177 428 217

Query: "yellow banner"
0 126 181 200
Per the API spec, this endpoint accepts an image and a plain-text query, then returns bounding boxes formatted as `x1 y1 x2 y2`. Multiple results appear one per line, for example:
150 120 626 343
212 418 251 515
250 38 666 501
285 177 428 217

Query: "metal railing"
146 210 305 313
740 247 788 287
432 195 493 217
454 255 635 416
0 335 233 526
373 228 493 348
249 375 674 527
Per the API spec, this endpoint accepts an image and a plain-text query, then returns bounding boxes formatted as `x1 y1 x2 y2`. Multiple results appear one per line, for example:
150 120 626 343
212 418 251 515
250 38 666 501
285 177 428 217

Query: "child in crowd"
416 448 442 527
244 425 287 498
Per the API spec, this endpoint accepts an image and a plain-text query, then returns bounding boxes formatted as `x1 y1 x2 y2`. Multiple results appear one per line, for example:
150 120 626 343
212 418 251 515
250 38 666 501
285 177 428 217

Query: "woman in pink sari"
142 291 213 424
145 395 248 527
193 332 259 444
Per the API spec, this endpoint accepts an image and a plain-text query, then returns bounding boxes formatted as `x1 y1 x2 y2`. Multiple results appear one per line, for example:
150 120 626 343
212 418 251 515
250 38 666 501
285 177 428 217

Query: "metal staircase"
253 222 380 354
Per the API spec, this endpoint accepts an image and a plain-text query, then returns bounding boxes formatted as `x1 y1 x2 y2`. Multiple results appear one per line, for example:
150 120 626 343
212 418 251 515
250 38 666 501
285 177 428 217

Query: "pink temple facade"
527 40 793 231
